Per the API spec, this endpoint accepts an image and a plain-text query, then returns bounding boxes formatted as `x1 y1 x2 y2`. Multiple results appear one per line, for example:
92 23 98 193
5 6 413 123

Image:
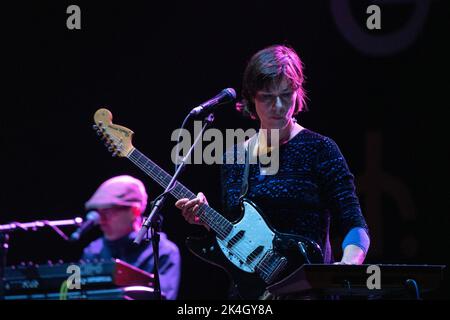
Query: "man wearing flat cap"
82 175 181 300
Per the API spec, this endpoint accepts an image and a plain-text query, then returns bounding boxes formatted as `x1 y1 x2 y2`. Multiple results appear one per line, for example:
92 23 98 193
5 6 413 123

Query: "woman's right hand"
175 192 210 230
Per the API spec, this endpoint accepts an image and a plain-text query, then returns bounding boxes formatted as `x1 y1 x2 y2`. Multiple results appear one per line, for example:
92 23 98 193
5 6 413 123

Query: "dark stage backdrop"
2 1 449 299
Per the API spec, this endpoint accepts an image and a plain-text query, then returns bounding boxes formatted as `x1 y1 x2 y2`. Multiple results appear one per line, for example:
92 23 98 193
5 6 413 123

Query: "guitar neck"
127 148 232 238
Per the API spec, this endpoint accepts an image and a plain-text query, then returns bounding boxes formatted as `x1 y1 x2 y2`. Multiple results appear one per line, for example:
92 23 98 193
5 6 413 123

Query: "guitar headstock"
93 108 135 157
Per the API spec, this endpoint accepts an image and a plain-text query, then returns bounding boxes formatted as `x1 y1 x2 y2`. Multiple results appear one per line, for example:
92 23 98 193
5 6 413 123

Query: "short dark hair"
236 45 308 119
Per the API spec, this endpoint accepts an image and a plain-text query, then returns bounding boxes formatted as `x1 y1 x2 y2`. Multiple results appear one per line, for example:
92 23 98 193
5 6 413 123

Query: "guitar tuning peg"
92 125 98 130
112 152 118 157
108 146 114 152
96 130 103 136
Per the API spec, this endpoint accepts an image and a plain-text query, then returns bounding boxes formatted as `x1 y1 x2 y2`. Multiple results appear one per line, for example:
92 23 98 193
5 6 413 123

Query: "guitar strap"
239 136 256 202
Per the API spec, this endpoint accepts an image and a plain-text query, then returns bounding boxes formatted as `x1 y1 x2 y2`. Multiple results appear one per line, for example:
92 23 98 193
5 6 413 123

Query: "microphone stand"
0 218 83 233
0 217 82 299
134 113 215 300
0 233 8 300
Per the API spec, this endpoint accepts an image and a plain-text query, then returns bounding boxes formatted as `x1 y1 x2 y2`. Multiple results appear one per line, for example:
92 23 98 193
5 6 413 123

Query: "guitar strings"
104 133 278 277
128 151 278 278
107 133 278 277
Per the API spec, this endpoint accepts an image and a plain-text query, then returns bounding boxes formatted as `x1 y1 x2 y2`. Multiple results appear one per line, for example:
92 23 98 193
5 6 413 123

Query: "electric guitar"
93 108 324 299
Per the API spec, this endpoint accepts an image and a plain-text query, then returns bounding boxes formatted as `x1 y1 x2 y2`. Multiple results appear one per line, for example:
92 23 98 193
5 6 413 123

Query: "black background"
2 0 449 299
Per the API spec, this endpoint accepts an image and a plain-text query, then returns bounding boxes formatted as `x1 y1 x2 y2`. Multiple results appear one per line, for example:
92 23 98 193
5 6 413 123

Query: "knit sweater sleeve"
315 137 369 236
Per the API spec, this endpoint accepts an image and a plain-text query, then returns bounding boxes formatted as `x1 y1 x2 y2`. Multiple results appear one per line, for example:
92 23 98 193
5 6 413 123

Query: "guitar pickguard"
216 201 275 273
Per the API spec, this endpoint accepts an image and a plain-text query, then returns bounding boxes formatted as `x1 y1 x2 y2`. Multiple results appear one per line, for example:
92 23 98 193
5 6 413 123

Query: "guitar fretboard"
127 148 232 239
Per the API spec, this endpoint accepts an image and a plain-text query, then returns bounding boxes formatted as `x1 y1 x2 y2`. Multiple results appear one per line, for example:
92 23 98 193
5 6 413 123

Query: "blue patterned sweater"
220 128 369 263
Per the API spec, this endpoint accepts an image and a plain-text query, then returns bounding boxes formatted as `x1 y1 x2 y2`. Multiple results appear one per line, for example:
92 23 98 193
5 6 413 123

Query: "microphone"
189 88 236 117
69 211 100 241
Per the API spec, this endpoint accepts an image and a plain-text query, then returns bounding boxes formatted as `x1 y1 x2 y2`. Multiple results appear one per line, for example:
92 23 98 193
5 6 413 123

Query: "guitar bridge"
256 250 287 284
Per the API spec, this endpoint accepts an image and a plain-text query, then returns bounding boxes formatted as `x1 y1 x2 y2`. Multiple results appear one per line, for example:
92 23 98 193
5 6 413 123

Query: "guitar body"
186 199 324 299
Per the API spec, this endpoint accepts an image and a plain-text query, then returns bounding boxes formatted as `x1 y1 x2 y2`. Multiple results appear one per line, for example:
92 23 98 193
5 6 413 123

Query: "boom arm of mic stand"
134 113 215 245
